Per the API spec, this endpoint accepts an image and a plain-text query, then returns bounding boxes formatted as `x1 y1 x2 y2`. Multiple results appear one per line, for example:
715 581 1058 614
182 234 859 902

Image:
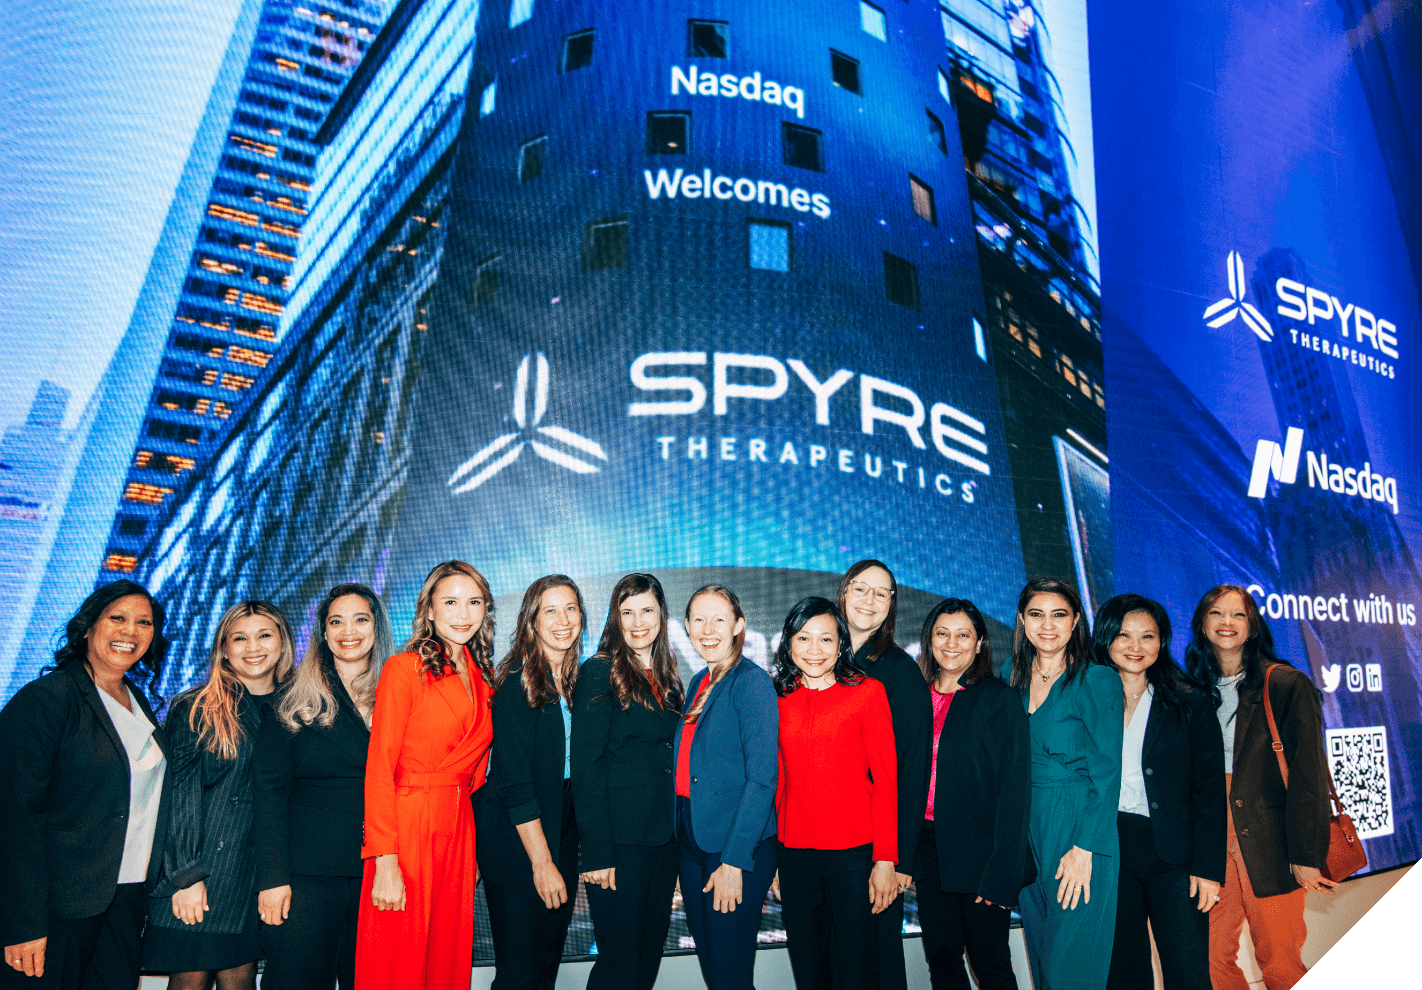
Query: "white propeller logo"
1204 251 1273 341
447 351 608 494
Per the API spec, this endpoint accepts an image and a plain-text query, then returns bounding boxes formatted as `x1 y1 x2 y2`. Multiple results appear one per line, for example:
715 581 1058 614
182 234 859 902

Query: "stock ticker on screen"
1 0 1418 964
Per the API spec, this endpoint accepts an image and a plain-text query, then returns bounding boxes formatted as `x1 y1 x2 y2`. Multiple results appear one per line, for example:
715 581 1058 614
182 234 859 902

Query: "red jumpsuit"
355 651 492 989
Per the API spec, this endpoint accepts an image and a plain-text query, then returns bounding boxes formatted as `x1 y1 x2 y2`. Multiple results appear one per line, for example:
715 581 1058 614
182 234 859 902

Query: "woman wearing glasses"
836 561 932 990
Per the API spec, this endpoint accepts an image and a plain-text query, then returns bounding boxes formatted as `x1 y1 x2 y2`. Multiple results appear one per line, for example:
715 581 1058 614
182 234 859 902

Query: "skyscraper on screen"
97 0 388 584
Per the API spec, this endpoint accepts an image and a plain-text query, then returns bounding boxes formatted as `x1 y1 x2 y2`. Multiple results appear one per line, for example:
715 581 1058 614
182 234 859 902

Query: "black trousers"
875 886 907 990
914 822 1017 990
676 796 777 990
584 838 678 990
258 874 362 989
486 786 580 990
1107 812 1210 990
778 843 879 990
0 883 145 990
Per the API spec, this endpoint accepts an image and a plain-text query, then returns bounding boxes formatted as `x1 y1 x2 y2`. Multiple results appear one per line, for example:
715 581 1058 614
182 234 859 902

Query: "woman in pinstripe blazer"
144 602 294 989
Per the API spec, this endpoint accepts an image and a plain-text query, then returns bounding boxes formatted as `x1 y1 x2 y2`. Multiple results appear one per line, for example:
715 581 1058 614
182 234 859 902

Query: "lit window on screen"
861 2 887 41
508 0 533 28
562 30 594 71
480 79 497 117
910 175 936 225
938 68 951 102
749 221 791 273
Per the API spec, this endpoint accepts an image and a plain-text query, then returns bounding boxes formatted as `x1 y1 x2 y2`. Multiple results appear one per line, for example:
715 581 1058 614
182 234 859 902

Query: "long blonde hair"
405 561 496 688
683 585 746 723
277 584 393 730
189 600 295 759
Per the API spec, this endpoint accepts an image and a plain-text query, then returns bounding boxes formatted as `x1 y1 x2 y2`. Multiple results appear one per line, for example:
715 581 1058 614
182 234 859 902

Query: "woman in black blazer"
914 598 1032 990
1096 594 1225 990
572 573 684 990
476 575 587 990
145 601 295 989
0 580 172 986
253 583 392 989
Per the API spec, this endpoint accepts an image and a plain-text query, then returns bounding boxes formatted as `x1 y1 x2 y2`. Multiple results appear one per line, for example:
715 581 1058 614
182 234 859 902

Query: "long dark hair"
683 585 746 724
1009 577 1094 689
772 597 865 696
835 559 898 662
405 560 496 688
1184 584 1287 709
45 580 170 707
593 573 684 712
496 575 585 709
919 597 995 687
1092 594 1194 714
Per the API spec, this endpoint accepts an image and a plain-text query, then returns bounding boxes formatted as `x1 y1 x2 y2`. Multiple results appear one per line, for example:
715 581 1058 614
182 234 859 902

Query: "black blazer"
571 655 681 871
148 686 266 934
1228 663 1330 897
859 643 933 872
1132 687 1226 883
0 664 172 945
475 665 571 898
918 675 1034 908
252 670 370 889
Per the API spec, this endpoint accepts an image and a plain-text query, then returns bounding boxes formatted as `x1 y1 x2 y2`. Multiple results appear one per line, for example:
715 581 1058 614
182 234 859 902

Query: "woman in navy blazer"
673 585 778 990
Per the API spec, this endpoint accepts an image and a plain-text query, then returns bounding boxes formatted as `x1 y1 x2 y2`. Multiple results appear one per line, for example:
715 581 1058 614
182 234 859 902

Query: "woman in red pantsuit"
355 561 496 989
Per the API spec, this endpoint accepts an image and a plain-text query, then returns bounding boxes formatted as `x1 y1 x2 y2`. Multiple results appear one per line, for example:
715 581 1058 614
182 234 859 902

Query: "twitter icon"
1321 664 1341 693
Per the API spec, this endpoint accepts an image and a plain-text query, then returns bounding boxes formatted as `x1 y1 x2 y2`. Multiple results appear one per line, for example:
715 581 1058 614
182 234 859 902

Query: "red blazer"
777 678 898 863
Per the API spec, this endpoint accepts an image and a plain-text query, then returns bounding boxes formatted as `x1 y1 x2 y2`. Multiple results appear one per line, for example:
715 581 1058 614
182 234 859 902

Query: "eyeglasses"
846 582 893 604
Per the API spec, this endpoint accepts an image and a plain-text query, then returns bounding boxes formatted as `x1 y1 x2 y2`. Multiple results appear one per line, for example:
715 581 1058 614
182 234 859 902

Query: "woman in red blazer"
773 596 898 990
354 561 496 989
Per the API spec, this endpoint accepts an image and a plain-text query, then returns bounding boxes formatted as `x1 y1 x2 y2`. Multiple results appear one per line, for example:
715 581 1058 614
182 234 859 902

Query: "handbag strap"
1261 664 1290 788
1261 664 1348 812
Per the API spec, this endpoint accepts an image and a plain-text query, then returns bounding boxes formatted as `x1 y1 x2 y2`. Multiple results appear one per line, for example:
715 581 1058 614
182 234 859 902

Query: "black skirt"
142 919 262 973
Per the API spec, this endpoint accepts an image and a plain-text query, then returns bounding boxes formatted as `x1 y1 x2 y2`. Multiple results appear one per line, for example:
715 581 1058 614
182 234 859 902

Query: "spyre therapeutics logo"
1204 251 1273 341
447 352 608 493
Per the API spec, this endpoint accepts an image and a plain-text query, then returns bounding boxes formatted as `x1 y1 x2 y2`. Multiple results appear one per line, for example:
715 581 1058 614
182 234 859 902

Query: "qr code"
1326 727 1393 839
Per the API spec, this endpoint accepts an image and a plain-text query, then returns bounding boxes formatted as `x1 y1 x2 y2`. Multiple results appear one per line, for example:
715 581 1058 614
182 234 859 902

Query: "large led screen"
0 0 1417 968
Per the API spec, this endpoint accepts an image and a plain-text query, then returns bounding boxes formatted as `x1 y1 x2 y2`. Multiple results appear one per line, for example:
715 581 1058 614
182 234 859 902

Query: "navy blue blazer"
671 659 778 872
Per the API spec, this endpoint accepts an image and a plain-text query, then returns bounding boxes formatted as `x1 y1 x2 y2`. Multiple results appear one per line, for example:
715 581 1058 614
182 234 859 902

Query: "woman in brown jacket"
1183 585 1331 990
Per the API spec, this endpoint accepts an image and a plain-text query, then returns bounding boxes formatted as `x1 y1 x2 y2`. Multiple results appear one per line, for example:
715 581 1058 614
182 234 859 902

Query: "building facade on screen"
135 0 479 688
97 0 389 584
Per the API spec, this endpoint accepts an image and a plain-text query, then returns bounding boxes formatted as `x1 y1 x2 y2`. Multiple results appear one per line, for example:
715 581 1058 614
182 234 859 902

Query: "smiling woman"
144 601 295 989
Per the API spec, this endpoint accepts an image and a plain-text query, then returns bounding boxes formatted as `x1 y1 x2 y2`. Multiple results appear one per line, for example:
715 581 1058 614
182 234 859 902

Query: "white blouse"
98 686 166 883
1216 672 1245 773
1118 685 1154 816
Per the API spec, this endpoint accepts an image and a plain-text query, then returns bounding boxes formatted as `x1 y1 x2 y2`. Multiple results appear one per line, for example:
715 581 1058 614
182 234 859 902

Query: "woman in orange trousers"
355 561 496 989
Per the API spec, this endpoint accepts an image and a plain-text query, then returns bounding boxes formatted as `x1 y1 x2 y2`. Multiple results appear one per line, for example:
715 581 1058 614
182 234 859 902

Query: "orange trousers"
1209 774 1309 990
354 775 477 989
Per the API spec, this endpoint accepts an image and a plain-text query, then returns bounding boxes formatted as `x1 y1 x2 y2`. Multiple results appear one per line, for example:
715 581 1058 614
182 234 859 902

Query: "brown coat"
1228 662 1330 897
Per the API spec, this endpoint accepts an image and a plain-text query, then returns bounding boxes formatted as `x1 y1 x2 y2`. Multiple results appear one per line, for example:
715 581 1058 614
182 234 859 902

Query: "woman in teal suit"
1010 578 1123 989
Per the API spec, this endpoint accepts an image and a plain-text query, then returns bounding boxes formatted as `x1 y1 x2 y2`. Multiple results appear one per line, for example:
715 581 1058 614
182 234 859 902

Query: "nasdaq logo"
1204 251 1273 341
1247 427 1399 514
448 352 608 493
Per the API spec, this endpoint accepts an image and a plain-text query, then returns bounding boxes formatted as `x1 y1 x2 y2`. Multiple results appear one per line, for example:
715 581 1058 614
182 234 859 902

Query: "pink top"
924 687 956 821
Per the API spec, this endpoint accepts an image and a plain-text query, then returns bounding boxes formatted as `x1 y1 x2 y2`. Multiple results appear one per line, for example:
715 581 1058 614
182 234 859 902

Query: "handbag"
1261 664 1368 883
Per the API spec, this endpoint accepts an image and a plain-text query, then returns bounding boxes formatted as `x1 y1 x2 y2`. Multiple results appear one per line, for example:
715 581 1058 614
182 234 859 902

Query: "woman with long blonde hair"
355 561 496 989
253 583 392 989
144 601 295 990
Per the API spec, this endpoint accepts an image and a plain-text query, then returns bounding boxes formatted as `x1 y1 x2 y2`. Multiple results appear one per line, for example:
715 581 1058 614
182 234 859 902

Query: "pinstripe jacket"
147 686 265 934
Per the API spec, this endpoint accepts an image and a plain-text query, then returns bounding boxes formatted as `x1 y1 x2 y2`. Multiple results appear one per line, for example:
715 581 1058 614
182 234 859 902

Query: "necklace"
1036 660 1062 682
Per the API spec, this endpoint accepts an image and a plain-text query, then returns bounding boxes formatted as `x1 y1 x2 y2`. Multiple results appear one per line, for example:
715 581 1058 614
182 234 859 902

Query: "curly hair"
592 573 684 712
1009 577 1095 689
918 597 995 687
495 575 586 710
772 597 864 697
44 580 169 707
405 561 496 688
